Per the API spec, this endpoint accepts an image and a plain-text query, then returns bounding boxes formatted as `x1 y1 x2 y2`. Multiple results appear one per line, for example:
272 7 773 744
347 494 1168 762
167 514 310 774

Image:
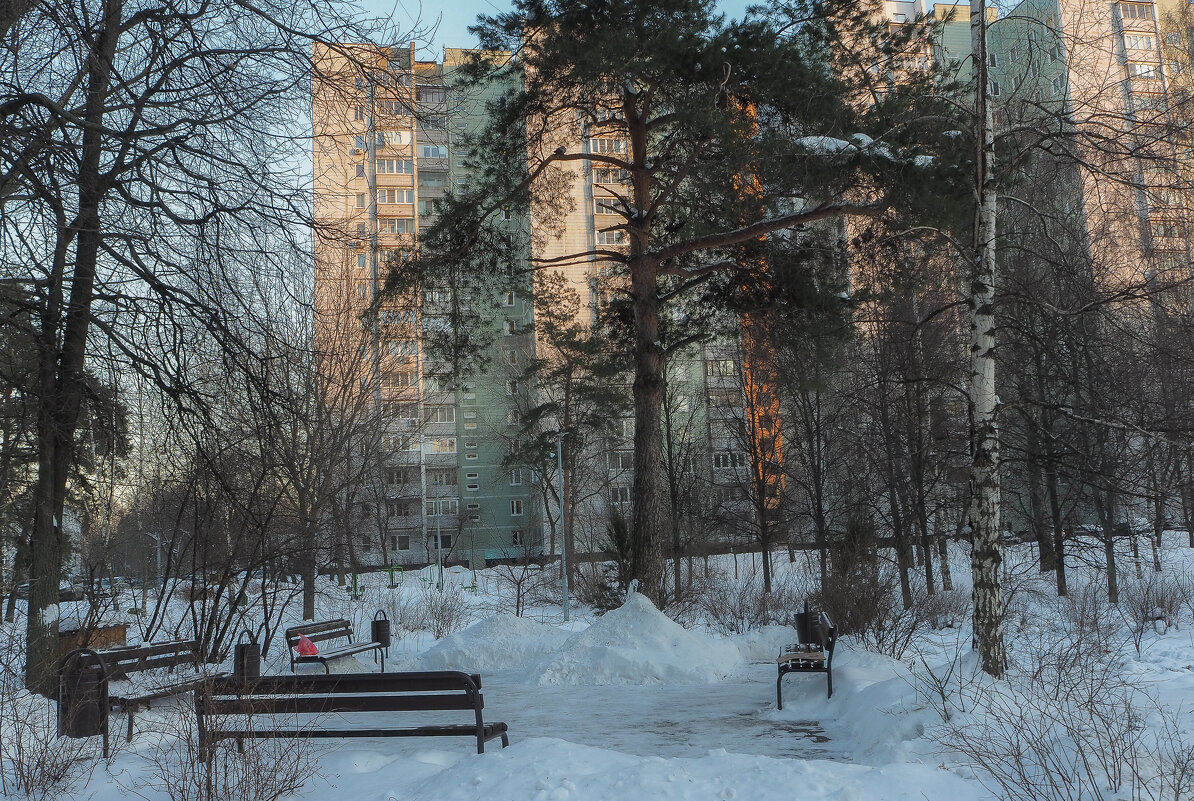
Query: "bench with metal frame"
195 671 510 756
284 611 389 674
776 603 836 708
58 639 209 757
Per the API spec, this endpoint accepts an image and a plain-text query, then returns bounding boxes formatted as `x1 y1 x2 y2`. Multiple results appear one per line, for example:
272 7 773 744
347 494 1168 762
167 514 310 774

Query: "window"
385 467 415 485
435 533 454 549
1125 34 1155 50
706 359 737 377
356 253 367 270
466 472 479 479
384 339 417 357
609 486 631 505
510 499 524 516
421 145 448 158
380 218 413 234
377 158 414 174
1051 75 1065 96
381 371 417 389
504 348 518 365
608 450 633 471
425 405 455 423
708 388 739 406
503 319 516 335
712 485 738 504
354 76 364 90
377 130 411 147
389 401 419 421
502 207 513 221
617 418 634 438
416 86 446 103
989 79 1001 97
1128 62 1159 78
1121 2 1154 20
356 163 365 178
503 291 516 306
465 441 478 449
386 500 416 518
596 229 626 245
511 530 523 546
987 51 997 67
510 469 523 486
508 439 521 454
1048 43 1061 62
714 452 747 469
506 380 519 395
354 105 365 121
590 137 625 154
593 167 628 184
594 198 621 215
390 535 411 551
426 498 459 516
427 438 457 454
466 482 479 491
428 468 457 486
507 409 520 425
378 188 414 204
356 192 367 208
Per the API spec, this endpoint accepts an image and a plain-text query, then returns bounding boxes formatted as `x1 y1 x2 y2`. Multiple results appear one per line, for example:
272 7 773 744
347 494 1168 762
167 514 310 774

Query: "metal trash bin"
234 631 261 680
371 609 391 649
57 651 106 739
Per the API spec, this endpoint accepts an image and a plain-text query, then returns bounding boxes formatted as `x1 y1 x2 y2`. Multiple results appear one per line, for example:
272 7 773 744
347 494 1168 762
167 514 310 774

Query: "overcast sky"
360 0 755 60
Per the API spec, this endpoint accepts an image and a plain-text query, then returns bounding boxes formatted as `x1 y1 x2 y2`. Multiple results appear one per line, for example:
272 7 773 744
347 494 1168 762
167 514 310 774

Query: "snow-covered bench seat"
776 605 836 708
58 639 218 756
196 671 510 756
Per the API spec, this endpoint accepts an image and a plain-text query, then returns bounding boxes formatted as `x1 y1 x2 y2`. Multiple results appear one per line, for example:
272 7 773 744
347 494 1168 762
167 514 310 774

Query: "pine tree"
416 0 963 604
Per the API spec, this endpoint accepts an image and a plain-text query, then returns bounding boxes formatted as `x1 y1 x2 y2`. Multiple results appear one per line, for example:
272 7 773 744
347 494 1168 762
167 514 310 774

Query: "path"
482 661 840 760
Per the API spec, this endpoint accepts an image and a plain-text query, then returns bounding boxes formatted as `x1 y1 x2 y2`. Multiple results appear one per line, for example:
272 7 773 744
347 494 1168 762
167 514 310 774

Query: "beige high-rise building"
312 44 539 569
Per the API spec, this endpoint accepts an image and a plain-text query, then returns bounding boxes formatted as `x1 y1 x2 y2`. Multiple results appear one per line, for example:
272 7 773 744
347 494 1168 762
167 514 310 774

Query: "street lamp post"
555 431 569 622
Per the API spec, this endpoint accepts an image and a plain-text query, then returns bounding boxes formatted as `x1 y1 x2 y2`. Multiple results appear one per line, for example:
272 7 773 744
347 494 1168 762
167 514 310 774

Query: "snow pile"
530 593 741 685
728 624 797 662
412 614 570 672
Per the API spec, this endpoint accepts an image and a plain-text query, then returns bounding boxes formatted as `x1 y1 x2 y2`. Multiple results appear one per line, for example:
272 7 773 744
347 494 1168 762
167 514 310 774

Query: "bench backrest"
285 619 354 651
71 639 200 680
795 609 836 654
200 671 485 716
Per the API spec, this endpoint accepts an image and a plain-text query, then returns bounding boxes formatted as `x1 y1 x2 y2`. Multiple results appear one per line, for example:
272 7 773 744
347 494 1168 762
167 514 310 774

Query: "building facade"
312 44 539 568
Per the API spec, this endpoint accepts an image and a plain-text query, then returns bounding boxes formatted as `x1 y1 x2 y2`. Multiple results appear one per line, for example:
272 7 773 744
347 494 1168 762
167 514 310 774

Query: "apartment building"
312 44 538 569
988 0 1191 283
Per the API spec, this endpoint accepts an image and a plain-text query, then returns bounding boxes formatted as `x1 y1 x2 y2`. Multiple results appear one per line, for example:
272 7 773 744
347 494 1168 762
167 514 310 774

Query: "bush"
128 704 319 801
420 583 473 639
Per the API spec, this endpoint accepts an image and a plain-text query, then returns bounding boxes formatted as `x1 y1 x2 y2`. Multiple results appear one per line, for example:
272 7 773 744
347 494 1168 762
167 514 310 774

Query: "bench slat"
210 673 482 695
206 723 507 741
202 693 480 716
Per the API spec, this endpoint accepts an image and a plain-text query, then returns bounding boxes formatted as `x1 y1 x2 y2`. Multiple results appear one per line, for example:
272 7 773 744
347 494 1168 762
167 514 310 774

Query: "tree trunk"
968 0 1006 679
628 251 666 604
26 0 123 696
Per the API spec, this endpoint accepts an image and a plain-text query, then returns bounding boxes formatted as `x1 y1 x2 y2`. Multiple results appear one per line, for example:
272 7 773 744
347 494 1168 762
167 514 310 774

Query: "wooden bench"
285 614 388 674
196 671 510 756
776 604 836 708
58 639 211 757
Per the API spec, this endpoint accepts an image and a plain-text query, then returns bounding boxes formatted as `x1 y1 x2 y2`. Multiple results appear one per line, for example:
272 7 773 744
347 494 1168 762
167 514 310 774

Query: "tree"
417 0 954 604
0 0 379 694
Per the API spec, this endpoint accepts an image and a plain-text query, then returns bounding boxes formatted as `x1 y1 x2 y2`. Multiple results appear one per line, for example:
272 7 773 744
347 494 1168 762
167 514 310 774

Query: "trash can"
371 610 391 649
58 651 105 739
234 631 261 680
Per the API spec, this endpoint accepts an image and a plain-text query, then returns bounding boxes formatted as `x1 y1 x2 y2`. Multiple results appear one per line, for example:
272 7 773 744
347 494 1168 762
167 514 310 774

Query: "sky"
360 0 754 60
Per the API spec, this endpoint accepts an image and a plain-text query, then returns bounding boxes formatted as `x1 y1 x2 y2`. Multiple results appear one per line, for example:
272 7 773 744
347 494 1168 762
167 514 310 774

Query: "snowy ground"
7 538 1194 800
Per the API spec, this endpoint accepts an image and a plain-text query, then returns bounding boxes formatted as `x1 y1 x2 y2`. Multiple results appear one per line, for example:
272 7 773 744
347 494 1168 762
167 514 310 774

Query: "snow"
412 613 568 672
10 539 1194 801
530 592 741 685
